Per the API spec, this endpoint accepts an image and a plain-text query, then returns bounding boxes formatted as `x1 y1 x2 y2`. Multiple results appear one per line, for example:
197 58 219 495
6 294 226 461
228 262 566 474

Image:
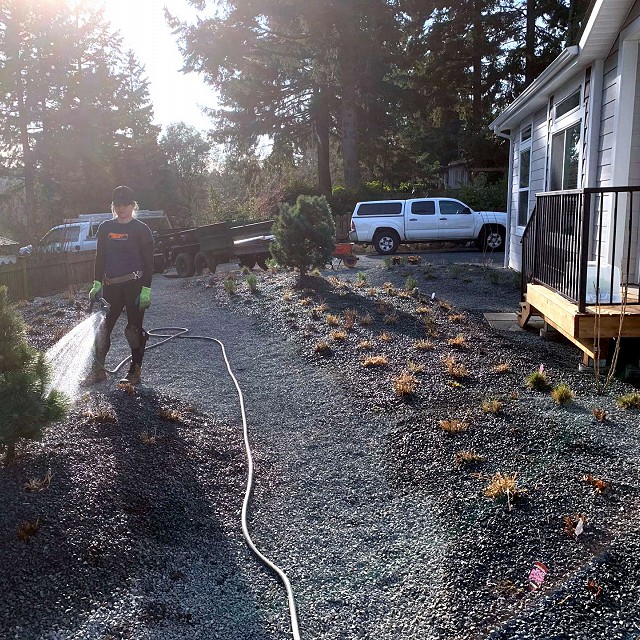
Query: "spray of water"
46 313 105 400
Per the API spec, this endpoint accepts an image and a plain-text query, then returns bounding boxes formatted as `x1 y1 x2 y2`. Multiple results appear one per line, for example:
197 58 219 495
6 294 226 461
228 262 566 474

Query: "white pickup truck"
348 198 507 254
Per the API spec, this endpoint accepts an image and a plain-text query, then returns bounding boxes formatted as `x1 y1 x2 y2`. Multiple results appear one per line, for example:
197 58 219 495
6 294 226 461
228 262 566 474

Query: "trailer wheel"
175 252 195 278
256 256 269 271
239 254 257 269
194 252 210 275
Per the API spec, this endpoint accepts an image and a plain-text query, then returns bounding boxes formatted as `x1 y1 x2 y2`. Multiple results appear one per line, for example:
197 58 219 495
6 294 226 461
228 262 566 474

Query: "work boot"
119 363 142 386
79 368 107 386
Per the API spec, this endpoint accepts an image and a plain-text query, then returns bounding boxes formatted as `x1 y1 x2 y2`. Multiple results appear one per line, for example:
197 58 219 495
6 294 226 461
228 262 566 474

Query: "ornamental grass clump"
358 312 373 326
483 471 521 510
439 418 469 434
223 277 237 294
482 399 502 415
551 383 575 405
329 329 347 341
616 392 640 409
314 341 331 355
0 286 67 461
526 365 549 390
363 355 388 367
393 372 419 396
454 450 485 466
414 339 434 351
405 275 418 291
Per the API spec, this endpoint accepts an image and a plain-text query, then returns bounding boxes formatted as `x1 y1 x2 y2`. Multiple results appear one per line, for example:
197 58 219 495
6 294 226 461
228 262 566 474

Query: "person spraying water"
81 185 154 387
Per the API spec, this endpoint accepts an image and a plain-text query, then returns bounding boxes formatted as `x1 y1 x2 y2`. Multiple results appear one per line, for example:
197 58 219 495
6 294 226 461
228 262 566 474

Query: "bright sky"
102 0 216 133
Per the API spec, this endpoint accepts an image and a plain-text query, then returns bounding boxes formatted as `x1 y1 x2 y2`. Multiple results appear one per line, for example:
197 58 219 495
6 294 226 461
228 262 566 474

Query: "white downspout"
495 130 514 270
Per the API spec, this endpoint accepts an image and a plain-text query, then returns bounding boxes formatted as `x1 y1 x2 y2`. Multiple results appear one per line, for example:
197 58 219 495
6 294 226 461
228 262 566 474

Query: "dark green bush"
270 195 335 282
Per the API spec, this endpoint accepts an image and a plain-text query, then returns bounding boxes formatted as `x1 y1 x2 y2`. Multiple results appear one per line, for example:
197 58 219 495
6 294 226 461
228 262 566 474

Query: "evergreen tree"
0 286 67 461
270 194 335 283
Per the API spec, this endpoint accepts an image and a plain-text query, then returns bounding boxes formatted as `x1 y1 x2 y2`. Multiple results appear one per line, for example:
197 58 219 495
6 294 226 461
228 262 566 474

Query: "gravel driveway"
3 250 640 640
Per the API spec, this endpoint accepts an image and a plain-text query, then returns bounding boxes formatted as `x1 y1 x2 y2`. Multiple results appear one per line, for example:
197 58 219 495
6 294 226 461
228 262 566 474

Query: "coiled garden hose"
108 327 301 640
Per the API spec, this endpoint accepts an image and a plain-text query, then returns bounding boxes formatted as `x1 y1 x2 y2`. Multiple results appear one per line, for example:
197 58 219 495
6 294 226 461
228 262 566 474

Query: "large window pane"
563 123 580 189
519 149 530 188
518 190 530 226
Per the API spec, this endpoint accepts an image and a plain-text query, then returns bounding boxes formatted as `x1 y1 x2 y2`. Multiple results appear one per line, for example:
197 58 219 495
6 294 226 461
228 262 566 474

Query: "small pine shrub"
246 273 258 292
223 277 237 294
551 383 574 405
405 275 418 291
382 257 393 269
0 286 67 460
355 272 367 285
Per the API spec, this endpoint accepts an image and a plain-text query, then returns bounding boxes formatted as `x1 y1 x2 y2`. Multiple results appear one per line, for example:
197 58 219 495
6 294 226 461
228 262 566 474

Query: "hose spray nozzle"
88 297 111 314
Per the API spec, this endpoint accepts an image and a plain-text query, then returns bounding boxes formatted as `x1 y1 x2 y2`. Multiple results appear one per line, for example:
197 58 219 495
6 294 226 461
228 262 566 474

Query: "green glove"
89 280 103 301
137 286 151 310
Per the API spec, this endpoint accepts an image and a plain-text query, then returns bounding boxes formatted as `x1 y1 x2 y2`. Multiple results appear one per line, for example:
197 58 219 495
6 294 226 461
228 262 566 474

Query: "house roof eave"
490 46 580 136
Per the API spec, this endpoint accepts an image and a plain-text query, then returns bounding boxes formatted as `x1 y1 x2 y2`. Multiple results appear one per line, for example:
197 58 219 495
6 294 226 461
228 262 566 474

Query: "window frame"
548 85 583 192
517 122 533 229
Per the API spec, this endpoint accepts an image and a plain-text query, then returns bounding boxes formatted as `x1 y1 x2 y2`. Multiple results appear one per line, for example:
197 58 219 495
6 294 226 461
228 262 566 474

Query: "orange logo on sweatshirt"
108 232 129 240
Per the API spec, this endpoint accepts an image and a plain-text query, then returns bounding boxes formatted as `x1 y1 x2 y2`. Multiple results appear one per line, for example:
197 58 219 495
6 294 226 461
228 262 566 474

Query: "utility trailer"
153 220 274 277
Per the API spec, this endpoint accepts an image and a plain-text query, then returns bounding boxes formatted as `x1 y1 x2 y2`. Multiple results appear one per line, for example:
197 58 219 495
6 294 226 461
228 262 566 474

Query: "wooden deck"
519 283 640 364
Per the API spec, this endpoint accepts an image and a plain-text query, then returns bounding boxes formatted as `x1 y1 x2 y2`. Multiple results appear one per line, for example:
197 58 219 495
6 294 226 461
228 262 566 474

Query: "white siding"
597 52 618 188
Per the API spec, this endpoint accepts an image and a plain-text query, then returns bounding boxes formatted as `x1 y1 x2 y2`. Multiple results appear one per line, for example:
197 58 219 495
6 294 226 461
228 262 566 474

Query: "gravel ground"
3 249 640 640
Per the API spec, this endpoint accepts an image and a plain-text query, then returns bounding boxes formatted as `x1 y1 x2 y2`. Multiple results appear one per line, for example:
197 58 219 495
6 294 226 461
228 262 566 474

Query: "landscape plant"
0 286 67 461
551 383 575 405
270 195 335 283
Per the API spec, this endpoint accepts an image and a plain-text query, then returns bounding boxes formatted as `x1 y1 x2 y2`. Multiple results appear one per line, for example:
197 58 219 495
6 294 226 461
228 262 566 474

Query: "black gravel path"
3 250 640 640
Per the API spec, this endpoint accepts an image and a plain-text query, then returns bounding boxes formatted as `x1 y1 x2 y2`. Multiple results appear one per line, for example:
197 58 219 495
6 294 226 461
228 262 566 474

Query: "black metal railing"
522 187 640 312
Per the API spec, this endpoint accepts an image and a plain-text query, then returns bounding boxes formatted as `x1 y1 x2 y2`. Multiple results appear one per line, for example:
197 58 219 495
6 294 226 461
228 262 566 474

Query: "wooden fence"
0 252 95 302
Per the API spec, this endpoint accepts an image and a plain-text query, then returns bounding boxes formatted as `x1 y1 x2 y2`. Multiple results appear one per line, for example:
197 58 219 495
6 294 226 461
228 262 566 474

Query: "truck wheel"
175 252 195 277
239 254 257 269
256 256 269 270
373 230 400 255
477 226 505 252
194 252 210 275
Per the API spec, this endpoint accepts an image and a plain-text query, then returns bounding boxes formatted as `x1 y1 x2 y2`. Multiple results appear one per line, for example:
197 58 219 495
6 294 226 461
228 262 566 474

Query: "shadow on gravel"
0 388 270 640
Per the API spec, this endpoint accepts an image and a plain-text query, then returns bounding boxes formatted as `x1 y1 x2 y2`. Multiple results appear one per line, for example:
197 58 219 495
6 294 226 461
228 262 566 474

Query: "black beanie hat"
112 185 135 205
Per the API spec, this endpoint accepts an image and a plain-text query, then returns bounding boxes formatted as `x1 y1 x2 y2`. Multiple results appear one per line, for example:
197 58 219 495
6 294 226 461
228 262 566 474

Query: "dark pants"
95 280 147 367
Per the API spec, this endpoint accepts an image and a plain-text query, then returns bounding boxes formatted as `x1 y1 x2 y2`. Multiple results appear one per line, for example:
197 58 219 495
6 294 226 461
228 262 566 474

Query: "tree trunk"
525 0 536 86
314 85 332 196
340 59 361 190
471 1 483 130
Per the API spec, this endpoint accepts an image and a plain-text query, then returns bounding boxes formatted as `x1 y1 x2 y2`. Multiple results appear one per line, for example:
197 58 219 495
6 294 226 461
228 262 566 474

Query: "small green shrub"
382 257 393 269
449 264 463 279
224 277 237 294
356 271 367 284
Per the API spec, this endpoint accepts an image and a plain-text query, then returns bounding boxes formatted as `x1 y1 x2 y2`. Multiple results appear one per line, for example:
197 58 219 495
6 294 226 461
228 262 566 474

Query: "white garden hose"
110 327 301 640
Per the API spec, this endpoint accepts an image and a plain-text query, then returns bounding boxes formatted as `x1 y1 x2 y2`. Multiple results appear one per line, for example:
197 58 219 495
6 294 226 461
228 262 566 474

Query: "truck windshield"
41 227 80 245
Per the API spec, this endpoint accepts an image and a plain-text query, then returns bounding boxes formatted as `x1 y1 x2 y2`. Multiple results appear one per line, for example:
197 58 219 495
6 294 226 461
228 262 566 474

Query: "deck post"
577 190 591 313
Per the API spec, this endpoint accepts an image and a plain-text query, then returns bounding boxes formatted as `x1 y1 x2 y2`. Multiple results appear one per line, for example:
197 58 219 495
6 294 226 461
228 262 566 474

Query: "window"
550 122 581 190
41 226 81 245
555 91 580 119
518 148 531 226
410 201 435 215
439 200 471 215
356 202 403 216
521 125 532 142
